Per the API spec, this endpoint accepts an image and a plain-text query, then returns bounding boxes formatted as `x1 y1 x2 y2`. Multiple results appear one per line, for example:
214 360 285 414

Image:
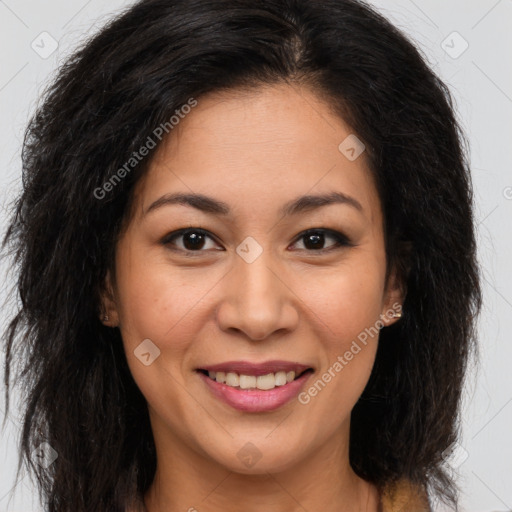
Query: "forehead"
133 83 381 227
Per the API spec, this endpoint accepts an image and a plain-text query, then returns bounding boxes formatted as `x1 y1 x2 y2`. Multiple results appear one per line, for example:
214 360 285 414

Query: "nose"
215 245 299 341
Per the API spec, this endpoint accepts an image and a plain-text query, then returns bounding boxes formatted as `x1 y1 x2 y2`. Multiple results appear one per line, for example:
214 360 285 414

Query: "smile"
196 360 314 412
199 368 311 390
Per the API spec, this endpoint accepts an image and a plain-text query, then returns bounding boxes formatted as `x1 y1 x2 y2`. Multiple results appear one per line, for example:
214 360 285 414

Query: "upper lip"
198 360 313 377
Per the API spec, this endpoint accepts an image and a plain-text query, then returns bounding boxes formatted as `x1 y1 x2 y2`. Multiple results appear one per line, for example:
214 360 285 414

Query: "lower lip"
198 370 313 412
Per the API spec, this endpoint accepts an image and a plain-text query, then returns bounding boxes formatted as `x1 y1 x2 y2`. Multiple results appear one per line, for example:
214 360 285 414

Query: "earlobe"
380 267 406 327
99 271 120 327
381 241 412 327
380 302 403 327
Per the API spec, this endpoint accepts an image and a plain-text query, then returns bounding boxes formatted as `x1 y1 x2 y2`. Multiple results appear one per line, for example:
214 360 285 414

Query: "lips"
197 360 313 377
196 360 315 412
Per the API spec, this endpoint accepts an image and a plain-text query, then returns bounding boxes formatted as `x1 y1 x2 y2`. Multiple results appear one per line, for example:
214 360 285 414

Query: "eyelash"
161 227 352 255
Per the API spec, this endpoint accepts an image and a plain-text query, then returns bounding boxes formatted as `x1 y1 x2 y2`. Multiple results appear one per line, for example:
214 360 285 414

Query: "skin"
101 83 403 512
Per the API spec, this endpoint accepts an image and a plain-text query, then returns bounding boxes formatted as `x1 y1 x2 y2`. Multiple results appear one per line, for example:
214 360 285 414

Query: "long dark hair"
1 0 482 510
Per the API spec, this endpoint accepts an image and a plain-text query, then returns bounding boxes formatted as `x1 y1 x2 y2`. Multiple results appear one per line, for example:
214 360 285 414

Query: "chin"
204 437 308 475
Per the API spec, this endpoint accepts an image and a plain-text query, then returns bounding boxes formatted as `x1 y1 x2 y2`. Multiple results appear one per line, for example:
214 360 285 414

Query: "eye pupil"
183 232 205 250
304 232 324 250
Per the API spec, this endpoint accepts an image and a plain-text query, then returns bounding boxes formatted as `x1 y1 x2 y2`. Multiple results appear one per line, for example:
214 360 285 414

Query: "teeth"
225 372 239 387
239 374 257 389
275 371 287 386
256 373 275 390
205 370 299 390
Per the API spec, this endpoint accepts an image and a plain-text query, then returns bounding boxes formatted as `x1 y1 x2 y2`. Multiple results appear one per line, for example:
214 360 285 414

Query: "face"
102 83 402 475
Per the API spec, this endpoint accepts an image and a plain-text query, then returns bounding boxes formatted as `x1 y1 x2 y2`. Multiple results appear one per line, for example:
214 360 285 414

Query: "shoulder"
379 478 431 512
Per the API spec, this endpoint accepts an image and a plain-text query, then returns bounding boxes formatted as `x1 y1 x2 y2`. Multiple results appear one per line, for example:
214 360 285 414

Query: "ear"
380 241 412 327
99 270 120 327
379 263 406 328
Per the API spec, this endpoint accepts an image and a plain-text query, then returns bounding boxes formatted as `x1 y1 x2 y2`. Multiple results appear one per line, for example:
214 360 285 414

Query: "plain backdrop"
0 1 511 511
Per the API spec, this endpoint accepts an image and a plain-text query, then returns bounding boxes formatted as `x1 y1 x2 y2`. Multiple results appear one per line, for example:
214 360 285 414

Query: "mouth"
195 360 315 412
196 367 314 391
196 360 314 390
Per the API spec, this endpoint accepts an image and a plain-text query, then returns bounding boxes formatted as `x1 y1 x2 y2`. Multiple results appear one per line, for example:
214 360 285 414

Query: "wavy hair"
2 0 481 510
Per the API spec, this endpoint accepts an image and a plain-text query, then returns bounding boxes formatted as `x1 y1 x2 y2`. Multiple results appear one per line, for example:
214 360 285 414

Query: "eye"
290 228 352 252
161 227 352 255
161 228 222 253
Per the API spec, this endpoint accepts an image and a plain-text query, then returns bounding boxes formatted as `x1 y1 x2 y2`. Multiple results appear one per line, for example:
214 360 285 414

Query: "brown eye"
291 229 351 252
303 232 326 250
181 231 207 250
162 228 222 252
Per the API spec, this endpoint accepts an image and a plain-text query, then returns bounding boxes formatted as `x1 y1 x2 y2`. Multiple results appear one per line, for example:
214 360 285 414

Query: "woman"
1 0 481 511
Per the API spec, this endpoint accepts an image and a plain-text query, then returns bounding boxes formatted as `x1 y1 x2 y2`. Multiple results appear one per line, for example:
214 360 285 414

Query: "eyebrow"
144 191 363 217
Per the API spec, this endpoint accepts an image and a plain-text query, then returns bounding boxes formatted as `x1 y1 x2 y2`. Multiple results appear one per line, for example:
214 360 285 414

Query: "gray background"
0 1 511 511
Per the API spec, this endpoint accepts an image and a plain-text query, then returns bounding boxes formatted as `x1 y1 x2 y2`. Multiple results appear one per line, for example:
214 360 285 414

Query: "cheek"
114 254 217 415
303 262 385 340
114 242 220 354
296 256 385 405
